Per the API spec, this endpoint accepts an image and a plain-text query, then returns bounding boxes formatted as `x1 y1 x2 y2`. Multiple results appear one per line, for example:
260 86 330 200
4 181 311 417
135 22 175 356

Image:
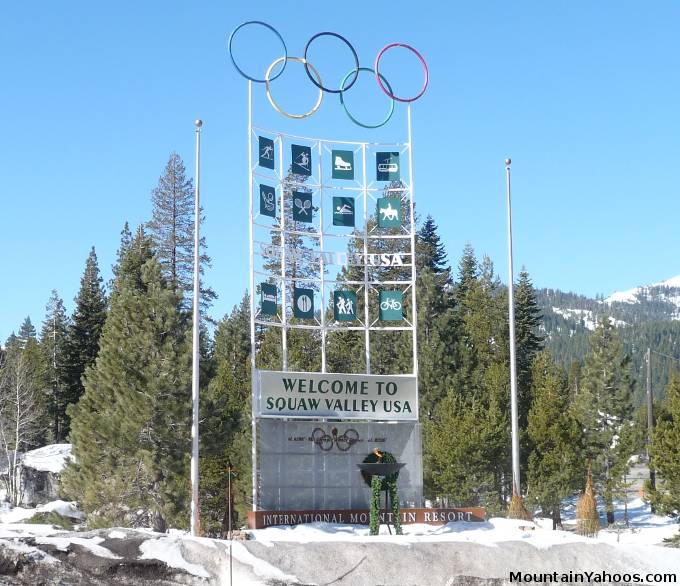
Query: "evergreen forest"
2 153 680 536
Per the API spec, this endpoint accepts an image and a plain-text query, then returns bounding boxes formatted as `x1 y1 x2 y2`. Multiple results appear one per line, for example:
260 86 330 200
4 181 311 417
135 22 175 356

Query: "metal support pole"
362 144 370 373
318 140 327 373
407 105 419 379
505 158 521 495
190 118 203 536
247 81 258 511
280 134 288 371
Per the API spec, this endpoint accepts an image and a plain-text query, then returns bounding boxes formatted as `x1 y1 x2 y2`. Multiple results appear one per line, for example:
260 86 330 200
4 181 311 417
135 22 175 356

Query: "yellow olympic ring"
265 57 324 120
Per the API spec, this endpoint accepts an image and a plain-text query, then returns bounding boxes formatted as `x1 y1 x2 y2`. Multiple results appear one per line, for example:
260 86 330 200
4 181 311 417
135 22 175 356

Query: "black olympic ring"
311 427 360 452
303 32 360 94
227 21 429 125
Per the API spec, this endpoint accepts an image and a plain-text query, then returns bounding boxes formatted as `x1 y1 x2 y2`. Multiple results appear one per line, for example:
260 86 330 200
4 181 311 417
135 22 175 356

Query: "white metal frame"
248 84 419 510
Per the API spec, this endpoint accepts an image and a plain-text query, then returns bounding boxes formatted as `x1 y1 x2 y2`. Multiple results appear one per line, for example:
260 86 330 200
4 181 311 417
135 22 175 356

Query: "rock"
0 444 72 507
223 530 250 541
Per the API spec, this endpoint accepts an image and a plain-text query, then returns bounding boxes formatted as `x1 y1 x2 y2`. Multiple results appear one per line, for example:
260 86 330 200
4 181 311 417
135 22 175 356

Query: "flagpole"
505 157 521 495
190 118 203 536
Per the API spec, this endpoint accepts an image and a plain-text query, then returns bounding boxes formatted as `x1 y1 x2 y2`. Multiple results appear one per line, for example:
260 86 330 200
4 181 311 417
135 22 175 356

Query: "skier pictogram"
260 144 274 160
296 151 310 172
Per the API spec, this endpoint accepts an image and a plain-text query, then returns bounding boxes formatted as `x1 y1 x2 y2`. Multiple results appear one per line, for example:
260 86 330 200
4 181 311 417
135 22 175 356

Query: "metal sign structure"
229 22 428 511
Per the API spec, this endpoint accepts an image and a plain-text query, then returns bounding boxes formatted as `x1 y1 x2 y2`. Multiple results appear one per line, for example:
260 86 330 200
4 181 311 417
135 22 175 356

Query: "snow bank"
230 541 301 585
0 523 65 539
22 443 72 473
0 538 61 565
249 498 679 550
0 499 83 524
35 535 121 559
139 537 210 578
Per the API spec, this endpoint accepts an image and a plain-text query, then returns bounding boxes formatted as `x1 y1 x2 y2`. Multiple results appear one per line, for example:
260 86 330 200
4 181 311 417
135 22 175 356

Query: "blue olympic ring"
228 21 428 125
228 21 288 84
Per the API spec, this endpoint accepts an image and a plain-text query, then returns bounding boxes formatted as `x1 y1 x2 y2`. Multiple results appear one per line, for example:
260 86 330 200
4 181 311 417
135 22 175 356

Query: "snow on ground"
605 274 680 307
0 538 61 565
0 522 66 539
551 307 626 330
230 540 301 585
139 537 210 578
248 497 679 550
0 499 83 524
21 443 72 473
35 535 121 559
1 496 678 583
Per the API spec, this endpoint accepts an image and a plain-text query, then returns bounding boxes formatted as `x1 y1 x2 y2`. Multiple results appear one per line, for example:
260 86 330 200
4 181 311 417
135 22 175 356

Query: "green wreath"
362 450 402 536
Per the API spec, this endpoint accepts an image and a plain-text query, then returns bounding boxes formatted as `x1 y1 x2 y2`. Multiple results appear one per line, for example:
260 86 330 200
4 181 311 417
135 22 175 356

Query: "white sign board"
257 370 418 421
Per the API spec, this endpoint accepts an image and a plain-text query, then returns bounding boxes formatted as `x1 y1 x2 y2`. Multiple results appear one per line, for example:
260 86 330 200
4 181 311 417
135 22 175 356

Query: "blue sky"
2 1 680 341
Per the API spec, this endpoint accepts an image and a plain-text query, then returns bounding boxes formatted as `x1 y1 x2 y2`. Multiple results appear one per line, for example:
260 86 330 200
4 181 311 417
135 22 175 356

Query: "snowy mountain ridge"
605 274 680 312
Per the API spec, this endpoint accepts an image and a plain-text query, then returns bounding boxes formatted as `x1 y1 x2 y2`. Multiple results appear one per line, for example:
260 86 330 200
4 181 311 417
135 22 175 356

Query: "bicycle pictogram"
380 297 402 311
311 427 360 452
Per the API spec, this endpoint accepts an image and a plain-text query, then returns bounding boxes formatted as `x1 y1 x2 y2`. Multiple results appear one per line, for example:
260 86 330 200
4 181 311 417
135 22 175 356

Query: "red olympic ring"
227 22 430 122
374 43 429 103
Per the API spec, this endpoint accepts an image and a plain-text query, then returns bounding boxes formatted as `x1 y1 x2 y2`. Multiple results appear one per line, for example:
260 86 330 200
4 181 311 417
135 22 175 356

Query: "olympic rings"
228 21 288 83
228 21 429 126
303 32 359 94
339 67 395 129
265 57 324 119
374 43 429 103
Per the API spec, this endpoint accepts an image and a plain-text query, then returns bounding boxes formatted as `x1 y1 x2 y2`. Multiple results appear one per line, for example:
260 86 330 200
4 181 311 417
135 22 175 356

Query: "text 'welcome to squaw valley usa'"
257 370 418 421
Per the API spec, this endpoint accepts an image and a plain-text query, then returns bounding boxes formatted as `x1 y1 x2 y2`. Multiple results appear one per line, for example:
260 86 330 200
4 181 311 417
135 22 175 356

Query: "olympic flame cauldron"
357 449 405 535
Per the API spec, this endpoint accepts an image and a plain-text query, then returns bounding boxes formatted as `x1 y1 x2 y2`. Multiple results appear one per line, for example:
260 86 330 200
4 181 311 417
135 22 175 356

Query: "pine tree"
40 291 71 442
573 320 634 524
514 269 544 482
410 215 457 418
200 295 252 534
454 244 478 303
410 266 457 419
426 248 512 510
17 317 36 348
64 247 107 435
416 215 449 277
110 221 133 287
514 270 544 424
63 230 191 530
649 371 680 519
147 153 216 313
526 350 582 528
426 379 507 514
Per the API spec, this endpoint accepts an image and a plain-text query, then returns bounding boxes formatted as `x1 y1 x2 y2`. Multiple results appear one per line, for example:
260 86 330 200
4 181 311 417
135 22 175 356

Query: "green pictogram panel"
376 152 400 181
260 283 277 316
332 149 354 180
294 287 315 319
292 191 313 223
379 291 403 321
259 184 276 218
333 197 355 227
333 290 357 321
259 136 275 169
376 197 402 228
291 144 312 176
